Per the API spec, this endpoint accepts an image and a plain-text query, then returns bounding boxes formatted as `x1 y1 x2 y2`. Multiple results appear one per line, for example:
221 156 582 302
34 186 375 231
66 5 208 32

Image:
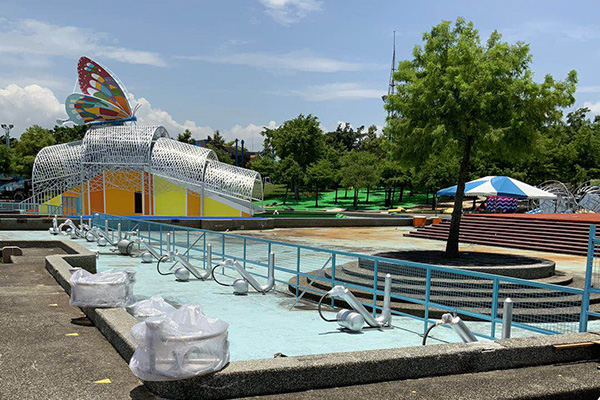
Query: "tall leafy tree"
386 18 577 257
262 114 325 199
340 151 380 210
306 159 334 207
273 157 303 205
12 125 56 177
52 124 88 144
206 130 234 165
177 129 196 145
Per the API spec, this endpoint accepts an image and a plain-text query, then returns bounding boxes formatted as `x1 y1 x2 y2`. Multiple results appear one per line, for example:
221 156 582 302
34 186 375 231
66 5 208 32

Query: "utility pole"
1 124 13 147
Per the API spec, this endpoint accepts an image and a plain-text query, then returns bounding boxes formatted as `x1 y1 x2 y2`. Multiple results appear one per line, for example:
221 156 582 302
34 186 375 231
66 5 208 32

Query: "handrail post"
491 277 500 339
423 267 432 335
296 247 301 298
243 237 247 269
203 233 207 269
373 259 379 317
580 224 596 332
501 298 513 339
207 243 212 271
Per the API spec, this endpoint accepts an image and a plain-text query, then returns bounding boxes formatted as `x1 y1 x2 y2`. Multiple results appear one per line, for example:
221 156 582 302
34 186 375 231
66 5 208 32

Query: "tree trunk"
294 183 300 200
398 186 404 202
283 185 289 205
353 188 358 210
344 188 348 199
334 186 338 204
426 190 429 204
390 187 395 208
366 187 370 203
432 195 437 211
445 135 474 258
315 188 319 207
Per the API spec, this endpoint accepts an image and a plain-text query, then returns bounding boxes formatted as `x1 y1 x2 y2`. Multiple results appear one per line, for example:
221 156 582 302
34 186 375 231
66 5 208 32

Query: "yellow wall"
203 196 241 217
40 194 61 214
154 176 186 216
53 172 253 217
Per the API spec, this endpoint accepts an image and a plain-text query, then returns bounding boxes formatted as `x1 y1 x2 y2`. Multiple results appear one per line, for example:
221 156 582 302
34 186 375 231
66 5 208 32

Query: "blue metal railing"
93 212 594 340
0 201 80 216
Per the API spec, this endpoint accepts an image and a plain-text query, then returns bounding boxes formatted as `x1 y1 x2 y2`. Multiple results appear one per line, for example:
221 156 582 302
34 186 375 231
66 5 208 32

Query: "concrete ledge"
0 216 68 230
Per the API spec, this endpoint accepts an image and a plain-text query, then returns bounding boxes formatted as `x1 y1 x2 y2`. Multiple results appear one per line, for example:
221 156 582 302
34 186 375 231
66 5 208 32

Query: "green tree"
249 155 276 181
273 157 302 205
52 124 87 144
306 159 334 207
379 159 413 208
340 151 380 210
262 114 325 199
325 123 365 152
386 18 577 257
13 125 56 177
0 145 12 175
177 129 196 145
206 130 234 165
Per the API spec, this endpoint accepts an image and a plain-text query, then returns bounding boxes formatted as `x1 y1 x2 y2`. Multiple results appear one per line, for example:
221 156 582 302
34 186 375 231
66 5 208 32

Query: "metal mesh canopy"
83 125 168 166
151 137 218 193
32 140 84 200
30 125 263 209
203 160 263 203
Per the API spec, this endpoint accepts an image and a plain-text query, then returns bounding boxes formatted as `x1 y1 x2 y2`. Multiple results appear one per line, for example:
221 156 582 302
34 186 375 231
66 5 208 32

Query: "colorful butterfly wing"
77 56 132 116
64 93 131 125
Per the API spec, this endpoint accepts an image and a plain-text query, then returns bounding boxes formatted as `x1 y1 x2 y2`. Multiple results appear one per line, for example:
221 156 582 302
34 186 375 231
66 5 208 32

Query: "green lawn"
258 184 429 211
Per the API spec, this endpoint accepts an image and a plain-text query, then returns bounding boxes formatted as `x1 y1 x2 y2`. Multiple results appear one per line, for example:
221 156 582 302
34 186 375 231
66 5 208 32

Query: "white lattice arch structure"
30 125 263 214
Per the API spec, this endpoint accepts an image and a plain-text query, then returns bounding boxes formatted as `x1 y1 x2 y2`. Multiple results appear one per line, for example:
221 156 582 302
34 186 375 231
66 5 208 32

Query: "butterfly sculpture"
59 56 140 126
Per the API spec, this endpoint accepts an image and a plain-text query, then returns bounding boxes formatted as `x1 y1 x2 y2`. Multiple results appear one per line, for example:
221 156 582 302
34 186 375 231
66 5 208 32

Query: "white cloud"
286 82 383 101
134 96 274 151
179 50 384 73
578 86 600 93
0 19 164 67
259 0 322 25
0 84 64 137
0 83 272 151
584 101 600 115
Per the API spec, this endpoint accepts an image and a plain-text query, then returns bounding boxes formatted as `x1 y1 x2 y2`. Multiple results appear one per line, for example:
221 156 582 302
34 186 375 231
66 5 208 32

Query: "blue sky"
1 0 600 149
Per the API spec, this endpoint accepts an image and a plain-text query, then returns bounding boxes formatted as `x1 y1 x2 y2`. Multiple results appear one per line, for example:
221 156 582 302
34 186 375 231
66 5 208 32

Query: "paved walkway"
0 247 157 399
253 361 600 400
244 226 589 279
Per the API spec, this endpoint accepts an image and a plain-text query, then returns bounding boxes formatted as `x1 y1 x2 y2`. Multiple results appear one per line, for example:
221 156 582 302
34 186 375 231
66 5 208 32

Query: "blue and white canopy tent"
437 176 557 200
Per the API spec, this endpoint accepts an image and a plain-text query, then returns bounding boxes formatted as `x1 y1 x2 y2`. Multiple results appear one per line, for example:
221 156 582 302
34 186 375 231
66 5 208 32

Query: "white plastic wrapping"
126 295 177 319
69 268 136 308
129 304 230 381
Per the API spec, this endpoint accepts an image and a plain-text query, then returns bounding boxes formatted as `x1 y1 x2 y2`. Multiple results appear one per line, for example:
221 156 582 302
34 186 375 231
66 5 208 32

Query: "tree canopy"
386 18 577 257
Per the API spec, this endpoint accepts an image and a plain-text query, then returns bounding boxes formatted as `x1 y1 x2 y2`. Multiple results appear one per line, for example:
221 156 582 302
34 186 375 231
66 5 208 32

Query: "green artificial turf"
257 184 429 211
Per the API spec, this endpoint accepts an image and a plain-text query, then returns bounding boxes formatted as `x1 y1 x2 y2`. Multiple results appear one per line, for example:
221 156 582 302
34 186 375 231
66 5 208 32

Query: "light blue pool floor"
3 230 584 362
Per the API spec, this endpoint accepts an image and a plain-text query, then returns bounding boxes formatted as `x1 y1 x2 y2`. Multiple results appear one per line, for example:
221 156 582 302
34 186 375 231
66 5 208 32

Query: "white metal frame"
29 125 263 213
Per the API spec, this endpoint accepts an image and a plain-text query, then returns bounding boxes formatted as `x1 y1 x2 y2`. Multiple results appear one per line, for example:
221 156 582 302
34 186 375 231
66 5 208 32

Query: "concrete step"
407 231 588 256
290 275 597 322
311 271 593 310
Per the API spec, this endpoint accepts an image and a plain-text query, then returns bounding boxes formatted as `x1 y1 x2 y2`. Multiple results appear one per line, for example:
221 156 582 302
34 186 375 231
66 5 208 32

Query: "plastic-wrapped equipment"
69 268 136 308
126 295 177 319
129 304 229 381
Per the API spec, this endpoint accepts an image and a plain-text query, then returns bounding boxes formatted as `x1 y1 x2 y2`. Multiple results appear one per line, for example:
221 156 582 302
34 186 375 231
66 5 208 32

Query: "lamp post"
1 124 13 147
234 138 239 166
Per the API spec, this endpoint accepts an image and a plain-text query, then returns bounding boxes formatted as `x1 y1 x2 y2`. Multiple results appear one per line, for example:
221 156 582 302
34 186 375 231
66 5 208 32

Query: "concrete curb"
40 243 600 399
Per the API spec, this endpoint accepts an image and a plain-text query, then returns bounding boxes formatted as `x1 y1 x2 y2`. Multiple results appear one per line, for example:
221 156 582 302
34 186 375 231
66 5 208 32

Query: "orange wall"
187 193 201 216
